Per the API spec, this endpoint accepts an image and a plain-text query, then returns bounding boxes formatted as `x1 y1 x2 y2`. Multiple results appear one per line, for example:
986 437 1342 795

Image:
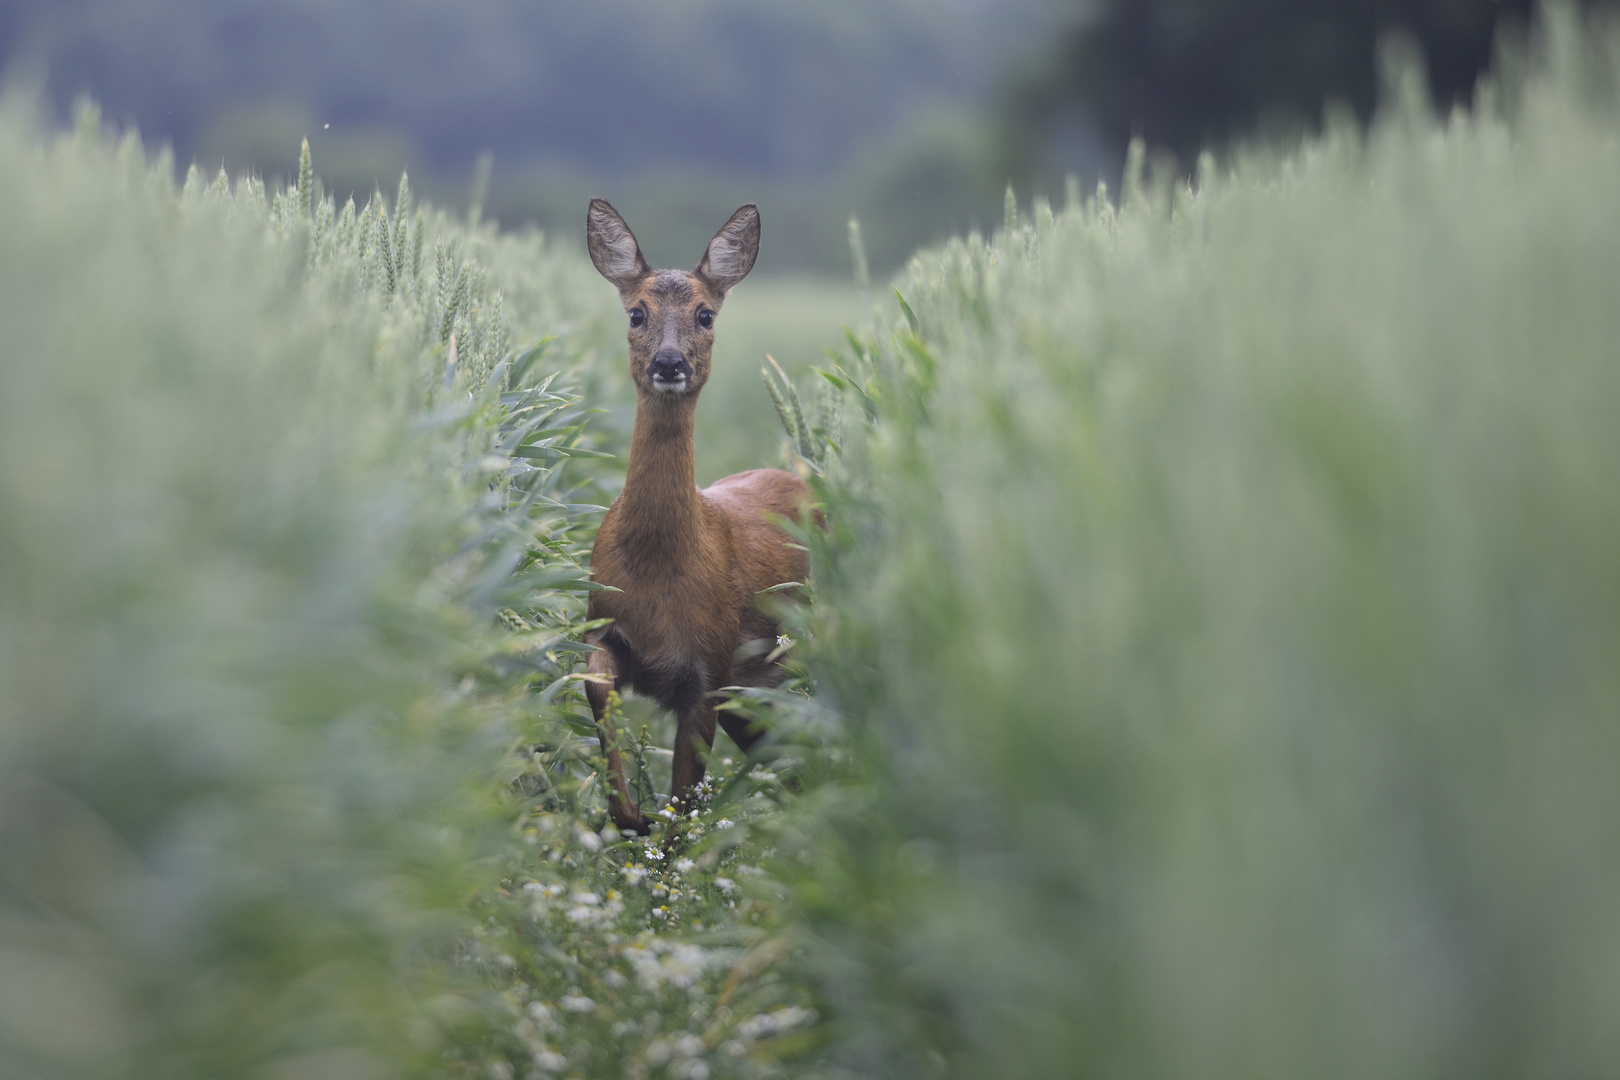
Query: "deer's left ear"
695 204 760 296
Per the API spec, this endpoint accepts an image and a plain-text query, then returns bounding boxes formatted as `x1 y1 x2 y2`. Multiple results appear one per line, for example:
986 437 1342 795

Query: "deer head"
586 199 760 398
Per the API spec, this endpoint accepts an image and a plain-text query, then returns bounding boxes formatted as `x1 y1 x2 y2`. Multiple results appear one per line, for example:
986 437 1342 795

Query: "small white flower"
674 858 695 874
530 1048 567 1072
735 1005 817 1040
714 877 737 894
559 994 595 1013
577 829 602 852
715 818 734 829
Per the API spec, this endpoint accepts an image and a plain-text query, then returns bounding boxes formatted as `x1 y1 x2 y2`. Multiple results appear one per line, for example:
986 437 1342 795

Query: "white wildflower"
530 1048 567 1073
736 1005 818 1040
715 818 734 829
622 939 712 990
674 858 695 874
559 994 595 1013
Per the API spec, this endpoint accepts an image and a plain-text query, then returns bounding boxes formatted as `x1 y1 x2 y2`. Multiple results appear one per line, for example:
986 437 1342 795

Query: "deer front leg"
669 696 720 813
585 647 649 836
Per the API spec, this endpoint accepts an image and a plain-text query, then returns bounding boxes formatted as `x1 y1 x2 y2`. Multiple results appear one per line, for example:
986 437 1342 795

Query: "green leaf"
894 287 920 334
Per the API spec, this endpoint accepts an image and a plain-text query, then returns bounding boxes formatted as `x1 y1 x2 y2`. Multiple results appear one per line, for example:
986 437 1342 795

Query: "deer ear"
586 198 651 295
695 204 760 296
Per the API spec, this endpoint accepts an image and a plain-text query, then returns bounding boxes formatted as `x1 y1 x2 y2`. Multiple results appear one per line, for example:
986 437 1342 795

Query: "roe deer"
582 199 810 836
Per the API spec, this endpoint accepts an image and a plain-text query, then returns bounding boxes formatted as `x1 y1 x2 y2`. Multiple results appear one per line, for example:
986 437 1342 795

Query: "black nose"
650 348 692 382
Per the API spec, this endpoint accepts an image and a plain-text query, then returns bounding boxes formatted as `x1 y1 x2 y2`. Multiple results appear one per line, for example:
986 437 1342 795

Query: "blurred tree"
1008 0 1620 168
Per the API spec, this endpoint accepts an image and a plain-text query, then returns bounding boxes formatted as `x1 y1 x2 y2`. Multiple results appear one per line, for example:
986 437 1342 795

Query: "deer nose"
649 348 692 386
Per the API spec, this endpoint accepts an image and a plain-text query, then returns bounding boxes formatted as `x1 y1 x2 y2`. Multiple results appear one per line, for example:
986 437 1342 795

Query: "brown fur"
583 199 809 835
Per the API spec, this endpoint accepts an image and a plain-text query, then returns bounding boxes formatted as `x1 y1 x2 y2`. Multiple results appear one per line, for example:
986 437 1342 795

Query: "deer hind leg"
584 647 649 836
719 636 790 757
717 711 764 757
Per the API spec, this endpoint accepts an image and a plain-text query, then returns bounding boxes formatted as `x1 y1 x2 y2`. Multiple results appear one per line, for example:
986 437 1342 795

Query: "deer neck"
616 390 704 550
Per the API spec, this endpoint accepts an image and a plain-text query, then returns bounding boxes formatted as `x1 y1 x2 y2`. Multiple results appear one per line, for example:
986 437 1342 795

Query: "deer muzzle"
649 348 693 393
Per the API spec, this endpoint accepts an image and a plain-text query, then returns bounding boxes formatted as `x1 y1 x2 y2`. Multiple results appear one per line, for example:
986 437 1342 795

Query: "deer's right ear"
586 198 651 296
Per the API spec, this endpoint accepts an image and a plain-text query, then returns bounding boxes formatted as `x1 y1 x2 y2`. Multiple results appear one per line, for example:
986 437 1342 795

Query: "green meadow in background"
3 5 1620 1078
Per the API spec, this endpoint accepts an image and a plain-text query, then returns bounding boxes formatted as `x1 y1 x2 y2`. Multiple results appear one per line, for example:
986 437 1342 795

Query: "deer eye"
628 308 646 328
696 309 714 330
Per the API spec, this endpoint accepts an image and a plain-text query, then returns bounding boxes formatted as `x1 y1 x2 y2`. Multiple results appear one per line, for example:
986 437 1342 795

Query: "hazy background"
0 0 1589 477
0 0 1070 276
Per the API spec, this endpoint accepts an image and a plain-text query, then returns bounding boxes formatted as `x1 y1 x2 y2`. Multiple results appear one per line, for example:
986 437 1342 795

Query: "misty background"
0 0 1576 274
0 0 1583 477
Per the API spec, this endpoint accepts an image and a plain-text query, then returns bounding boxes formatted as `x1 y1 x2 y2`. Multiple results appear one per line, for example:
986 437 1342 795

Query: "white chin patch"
652 376 690 394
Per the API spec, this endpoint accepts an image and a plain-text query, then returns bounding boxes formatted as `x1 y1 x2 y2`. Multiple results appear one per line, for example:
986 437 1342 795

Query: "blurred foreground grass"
789 8 1620 1077
0 102 833 1080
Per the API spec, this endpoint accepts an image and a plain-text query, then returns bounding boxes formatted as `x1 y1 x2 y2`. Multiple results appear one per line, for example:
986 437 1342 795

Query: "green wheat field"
3 9 1619 1078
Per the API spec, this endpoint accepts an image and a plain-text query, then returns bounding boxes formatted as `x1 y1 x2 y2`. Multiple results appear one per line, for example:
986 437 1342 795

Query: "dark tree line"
1012 0 1619 165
